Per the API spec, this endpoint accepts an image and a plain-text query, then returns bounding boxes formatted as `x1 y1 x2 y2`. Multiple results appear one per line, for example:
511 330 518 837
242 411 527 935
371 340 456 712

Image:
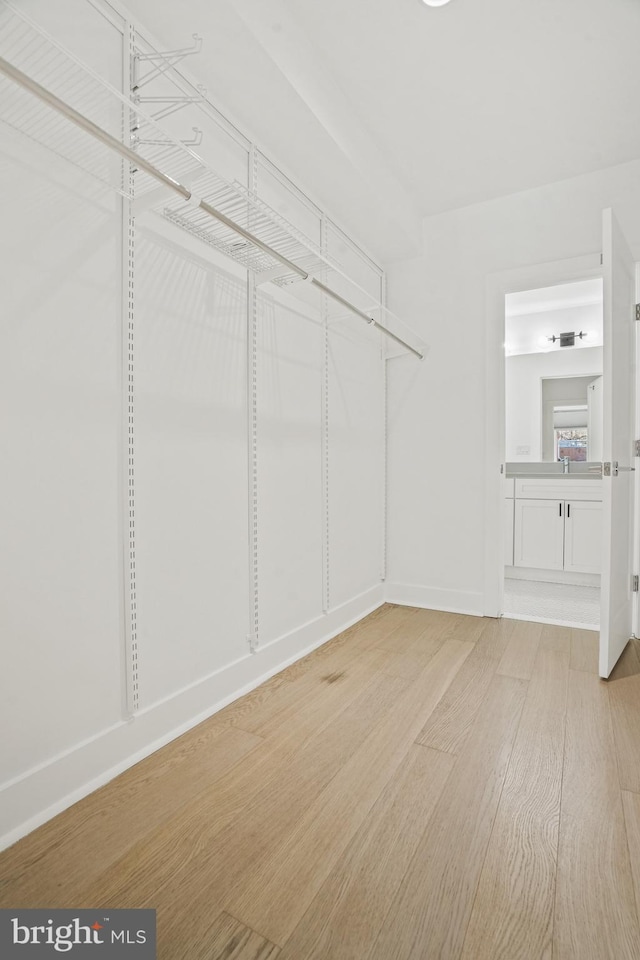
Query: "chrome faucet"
561 457 570 474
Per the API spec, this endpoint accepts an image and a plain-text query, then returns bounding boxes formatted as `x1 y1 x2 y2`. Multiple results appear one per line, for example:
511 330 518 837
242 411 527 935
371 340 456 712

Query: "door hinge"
633 575 639 593
636 303 640 322
635 439 640 457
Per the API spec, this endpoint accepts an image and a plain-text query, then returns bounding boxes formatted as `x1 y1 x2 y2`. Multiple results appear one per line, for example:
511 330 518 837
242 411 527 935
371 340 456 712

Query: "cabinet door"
514 498 564 570
564 500 602 574
504 498 514 566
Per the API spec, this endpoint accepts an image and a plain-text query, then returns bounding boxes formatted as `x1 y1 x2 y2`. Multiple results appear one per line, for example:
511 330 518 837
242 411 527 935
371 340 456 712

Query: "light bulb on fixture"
422 0 452 6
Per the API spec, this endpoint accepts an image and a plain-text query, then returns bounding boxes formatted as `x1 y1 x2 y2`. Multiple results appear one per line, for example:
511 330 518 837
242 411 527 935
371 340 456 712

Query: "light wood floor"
2 605 640 959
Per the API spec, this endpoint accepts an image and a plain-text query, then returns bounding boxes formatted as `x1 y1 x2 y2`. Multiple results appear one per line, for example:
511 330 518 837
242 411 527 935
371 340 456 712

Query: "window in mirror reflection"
555 428 588 461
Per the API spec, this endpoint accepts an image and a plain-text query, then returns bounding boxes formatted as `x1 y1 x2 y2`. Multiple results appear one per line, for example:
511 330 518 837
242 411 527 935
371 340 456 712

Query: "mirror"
541 375 603 461
505 279 603 463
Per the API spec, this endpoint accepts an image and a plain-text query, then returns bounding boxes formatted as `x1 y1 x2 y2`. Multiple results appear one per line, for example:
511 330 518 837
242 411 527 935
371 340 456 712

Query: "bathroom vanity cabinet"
505 478 602 575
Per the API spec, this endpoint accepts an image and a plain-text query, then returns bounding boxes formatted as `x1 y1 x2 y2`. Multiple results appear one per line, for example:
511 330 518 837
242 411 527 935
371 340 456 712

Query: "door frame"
632 263 640 639
483 252 604 618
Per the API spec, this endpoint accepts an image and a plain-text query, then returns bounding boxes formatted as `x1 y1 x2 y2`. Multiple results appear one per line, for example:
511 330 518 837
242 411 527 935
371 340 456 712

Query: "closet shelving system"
0 1 427 361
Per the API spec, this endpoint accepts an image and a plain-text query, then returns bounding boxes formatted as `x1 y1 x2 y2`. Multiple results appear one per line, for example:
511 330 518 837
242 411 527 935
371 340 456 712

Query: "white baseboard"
503 613 599 631
505 566 600 587
0 584 384 852
384 582 484 617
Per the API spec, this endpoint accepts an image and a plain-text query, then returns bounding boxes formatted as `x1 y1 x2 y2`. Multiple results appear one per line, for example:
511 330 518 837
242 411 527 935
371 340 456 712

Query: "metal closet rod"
0 56 424 360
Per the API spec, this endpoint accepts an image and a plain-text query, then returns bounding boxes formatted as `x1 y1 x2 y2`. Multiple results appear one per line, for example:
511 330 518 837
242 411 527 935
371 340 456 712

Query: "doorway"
503 278 604 628
485 214 637 677
483 251 605 621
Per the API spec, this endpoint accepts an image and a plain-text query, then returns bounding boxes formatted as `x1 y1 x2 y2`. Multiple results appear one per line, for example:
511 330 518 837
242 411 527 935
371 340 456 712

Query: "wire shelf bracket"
131 34 203 92
131 35 206 152
132 125 203 148
133 92 208 124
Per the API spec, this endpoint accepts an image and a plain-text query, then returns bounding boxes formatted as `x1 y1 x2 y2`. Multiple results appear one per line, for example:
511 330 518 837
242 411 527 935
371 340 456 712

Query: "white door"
564 500 602 575
514 498 564 570
600 208 636 678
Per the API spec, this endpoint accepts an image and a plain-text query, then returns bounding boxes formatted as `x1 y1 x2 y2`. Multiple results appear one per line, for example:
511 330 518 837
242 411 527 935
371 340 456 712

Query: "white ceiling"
123 0 640 263
506 279 603 318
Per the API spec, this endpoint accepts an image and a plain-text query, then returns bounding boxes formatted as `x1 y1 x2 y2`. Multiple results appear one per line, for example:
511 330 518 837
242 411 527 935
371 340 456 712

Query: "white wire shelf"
159 170 329 281
0 0 427 360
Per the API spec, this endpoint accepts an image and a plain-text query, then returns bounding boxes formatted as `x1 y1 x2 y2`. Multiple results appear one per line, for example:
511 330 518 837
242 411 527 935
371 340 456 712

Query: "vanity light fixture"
422 0 452 6
547 331 587 348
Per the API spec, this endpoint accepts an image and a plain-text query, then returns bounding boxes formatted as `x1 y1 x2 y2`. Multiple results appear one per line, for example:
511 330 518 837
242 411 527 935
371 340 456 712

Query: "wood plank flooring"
1 606 640 960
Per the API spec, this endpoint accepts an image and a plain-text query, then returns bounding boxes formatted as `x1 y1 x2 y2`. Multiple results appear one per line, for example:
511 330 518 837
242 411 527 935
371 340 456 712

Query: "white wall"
256 290 324 643
386 158 640 615
0 1 385 848
133 228 250 708
0 1 125 839
505 346 603 461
